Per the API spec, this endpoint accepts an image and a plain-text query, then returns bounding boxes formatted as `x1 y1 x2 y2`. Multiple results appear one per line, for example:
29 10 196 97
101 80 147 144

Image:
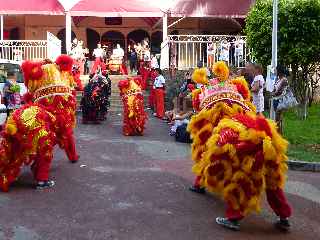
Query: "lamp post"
271 0 278 70
269 0 278 120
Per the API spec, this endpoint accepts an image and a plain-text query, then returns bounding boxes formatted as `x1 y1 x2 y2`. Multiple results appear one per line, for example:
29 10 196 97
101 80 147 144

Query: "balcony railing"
0 32 61 63
0 40 48 62
168 35 252 70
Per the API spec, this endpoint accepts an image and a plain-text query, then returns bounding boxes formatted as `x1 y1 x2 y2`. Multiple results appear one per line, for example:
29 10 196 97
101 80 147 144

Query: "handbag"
274 86 298 111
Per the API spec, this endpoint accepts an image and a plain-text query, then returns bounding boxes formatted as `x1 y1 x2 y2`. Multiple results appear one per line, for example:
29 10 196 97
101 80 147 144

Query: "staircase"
76 74 150 116
109 75 126 114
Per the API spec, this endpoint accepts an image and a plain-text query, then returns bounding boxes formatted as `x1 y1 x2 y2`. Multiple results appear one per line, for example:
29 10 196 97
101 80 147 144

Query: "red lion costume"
118 77 147 136
0 55 79 191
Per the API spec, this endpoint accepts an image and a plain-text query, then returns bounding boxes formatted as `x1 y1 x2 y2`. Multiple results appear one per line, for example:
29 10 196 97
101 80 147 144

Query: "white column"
160 13 169 69
0 15 4 40
65 11 72 54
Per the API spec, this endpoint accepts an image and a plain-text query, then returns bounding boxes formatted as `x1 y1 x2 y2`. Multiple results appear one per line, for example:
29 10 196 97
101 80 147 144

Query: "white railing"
0 32 61 63
0 40 48 62
168 35 252 70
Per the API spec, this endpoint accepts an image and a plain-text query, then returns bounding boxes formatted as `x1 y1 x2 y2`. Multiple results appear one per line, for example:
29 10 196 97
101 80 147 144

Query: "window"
105 17 122 25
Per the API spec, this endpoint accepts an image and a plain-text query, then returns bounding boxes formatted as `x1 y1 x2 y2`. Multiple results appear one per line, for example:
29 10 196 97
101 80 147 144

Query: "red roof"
0 0 64 15
170 0 255 18
70 0 164 17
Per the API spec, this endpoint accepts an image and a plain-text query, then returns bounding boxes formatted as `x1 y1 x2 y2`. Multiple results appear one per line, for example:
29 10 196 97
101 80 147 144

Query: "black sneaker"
216 217 240 231
36 180 55 190
189 185 206 194
275 218 291 232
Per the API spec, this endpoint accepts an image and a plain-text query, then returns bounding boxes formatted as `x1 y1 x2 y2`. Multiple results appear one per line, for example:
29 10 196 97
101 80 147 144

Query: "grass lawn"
282 104 320 162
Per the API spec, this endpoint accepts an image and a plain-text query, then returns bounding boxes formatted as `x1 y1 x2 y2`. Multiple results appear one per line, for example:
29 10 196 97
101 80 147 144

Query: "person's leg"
90 58 99 75
189 175 206 194
266 188 292 231
156 89 165 118
216 203 243 231
154 89 159 117
32 148 55 189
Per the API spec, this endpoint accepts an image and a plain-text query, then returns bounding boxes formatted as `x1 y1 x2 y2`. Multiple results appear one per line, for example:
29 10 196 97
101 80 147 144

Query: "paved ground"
0 112 320 240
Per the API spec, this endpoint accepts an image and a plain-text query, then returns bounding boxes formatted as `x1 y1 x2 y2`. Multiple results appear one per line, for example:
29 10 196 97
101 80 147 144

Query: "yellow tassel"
192 68 209 85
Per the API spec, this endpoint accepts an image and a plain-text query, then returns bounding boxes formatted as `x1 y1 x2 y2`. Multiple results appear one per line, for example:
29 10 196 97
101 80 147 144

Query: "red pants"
149 88 155 108
155 88 165 118
226 188 292 220
90 58 106 75
31 154 53 182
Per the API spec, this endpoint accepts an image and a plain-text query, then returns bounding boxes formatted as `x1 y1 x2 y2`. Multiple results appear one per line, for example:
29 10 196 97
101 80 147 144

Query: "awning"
70 0 165 17
169 0 255 18
0 0 65 15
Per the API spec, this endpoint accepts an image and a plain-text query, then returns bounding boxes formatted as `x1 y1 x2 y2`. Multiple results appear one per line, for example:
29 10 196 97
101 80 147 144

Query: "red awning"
169 0 254 18
70 0 165 17
0 0 65 15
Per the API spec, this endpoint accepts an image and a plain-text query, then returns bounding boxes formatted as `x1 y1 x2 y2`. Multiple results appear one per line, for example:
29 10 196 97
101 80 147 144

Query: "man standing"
153 69 166 119
129 49 138 74
90 43 106 75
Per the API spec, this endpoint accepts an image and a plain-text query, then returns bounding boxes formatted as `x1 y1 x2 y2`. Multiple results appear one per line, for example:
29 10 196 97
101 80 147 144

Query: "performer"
118 77 147 136
90 43 106 75
153 69 166 119
188 61 292 231
81 74 111 124
0 55 79 191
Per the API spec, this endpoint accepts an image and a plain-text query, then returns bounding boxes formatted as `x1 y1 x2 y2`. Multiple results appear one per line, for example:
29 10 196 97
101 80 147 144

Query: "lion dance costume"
189 62 292 230
81 74 111 124
118 77 147 136
0 55 79 192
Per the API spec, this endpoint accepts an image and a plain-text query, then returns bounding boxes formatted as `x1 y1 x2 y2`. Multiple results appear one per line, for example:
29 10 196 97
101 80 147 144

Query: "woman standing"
273 66 289 134
3 72 21 117
251 64 265 115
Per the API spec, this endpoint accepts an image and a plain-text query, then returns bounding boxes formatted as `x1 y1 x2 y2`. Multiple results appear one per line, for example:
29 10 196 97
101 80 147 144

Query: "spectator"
251 64 265 115
169 97 194 136
3 72 21 117
272 65 289 134
129 49 138 74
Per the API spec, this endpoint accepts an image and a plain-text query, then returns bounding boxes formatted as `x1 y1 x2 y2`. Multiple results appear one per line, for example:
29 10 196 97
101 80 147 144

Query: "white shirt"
153 75 166 88
93 48 105 58
151 57 159 69
113 47 124 58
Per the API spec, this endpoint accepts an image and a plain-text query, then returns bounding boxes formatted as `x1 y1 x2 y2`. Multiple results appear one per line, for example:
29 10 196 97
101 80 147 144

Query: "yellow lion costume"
188 62 291 222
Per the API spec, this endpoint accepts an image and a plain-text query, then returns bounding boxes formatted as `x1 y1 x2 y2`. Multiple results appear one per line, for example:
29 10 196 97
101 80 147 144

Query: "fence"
168 35 251 70
0 32 61 63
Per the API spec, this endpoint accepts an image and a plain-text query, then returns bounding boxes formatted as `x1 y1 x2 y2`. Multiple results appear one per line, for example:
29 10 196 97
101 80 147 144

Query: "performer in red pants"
90 43 106 75
148 69 157 109
153 69 166 119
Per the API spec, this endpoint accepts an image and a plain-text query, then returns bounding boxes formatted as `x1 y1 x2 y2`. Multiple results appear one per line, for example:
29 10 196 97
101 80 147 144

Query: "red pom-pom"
55 55 73 72
235 83 249 100
22 92 34 104
118 79 130 91
188 84 195 91
21 61 43 87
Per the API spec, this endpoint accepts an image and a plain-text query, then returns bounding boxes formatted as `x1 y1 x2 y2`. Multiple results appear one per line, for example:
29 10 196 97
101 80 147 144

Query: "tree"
245 0 320 117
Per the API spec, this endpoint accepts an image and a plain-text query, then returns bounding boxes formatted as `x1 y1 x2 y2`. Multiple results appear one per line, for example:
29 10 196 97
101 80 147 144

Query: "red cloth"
226 188 292 220
91 57 106 75
155 88 165 118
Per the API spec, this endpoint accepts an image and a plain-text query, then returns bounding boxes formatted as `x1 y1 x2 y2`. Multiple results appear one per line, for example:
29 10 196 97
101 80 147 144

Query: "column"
65 11 72 54
0 15 4 40
160 13 169 69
